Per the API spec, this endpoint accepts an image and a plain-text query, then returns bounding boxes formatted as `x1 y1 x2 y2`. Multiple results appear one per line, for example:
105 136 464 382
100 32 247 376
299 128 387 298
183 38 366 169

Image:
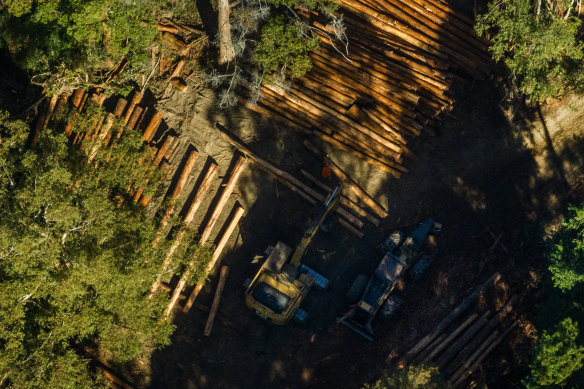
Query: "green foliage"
0 0 159 83
547 204 584 291
0 110 177 387
364 365 447 389
476 0 584 101
524 318 584 388
256 15 319 81
264 0 338 11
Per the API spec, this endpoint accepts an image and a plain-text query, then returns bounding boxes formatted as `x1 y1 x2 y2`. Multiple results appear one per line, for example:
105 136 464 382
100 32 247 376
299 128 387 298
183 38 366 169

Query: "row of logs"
241 0 490 176
32 90 245 321
396 272 519 387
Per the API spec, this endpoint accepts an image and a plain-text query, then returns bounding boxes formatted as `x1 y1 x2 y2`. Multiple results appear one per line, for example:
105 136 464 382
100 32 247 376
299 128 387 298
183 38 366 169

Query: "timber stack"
241 0 490 177
32 90 247 322
395 272 520 387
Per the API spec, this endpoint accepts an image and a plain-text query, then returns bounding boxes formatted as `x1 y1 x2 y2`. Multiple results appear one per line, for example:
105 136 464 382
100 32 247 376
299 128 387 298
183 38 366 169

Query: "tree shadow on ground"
147 6 584 389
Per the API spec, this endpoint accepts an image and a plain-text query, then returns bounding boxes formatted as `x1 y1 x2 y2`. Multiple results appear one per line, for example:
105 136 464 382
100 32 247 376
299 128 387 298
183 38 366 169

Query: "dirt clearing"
138 72 584 389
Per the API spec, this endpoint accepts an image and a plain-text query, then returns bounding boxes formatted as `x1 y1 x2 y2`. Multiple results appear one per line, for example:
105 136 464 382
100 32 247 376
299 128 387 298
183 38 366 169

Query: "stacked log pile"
395 272 520 387
241 0 490 176
32 90 246 322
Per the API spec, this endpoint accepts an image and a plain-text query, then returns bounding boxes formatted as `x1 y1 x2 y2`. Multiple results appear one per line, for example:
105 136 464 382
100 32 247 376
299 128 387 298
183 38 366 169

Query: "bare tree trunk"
218 0 235 65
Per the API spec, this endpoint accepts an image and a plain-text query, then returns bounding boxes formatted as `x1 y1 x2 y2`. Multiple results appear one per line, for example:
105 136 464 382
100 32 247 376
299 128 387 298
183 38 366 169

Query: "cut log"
396 272 502 368
142 111 164 142
183 204 245 312
199 156 247 244
127 106 144 130
123 92 143 125
424 312 479 362
338 217 365 238
154 149 199 242
451 321 518 387
412 333 447 365
303 140 389 219
149 162 219 297
204 265 230 335
445 295 518 375
217 0 235 64
299 168 381 226
436 310 491 370
132 136 174 202
216 124 364 229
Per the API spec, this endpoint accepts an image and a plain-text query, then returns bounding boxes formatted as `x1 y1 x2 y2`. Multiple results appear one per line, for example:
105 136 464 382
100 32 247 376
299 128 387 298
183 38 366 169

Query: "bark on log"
396 272 502 368
142 111 164 142
123 92 143 125
204 265 230 335
299 168 381 226
424 312 479 362
451 321 518 387
199 155 247 244
217 0 235 64
183 204 245 313
436 310 491 370
446 295 518 375
132 136 174 202
338 217 365 238
216 124 364 228
154 149 199 242
303 140 389 219
149 163 219 297
127 106 144 130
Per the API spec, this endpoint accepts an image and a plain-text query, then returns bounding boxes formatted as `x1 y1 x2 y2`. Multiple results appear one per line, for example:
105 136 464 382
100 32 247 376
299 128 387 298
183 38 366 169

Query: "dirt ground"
135 66 584 389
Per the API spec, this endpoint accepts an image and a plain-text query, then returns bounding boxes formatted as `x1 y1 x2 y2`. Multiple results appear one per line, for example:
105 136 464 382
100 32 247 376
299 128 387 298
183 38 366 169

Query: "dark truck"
338 219 439 341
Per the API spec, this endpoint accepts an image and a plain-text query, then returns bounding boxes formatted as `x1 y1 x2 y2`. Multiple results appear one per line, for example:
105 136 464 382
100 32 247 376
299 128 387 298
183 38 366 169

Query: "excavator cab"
245 187 341 325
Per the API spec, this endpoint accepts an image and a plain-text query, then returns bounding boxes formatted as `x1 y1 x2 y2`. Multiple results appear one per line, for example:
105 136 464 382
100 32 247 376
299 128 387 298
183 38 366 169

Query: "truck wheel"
379 295 403 320
347 274 368 302
410 254 433 281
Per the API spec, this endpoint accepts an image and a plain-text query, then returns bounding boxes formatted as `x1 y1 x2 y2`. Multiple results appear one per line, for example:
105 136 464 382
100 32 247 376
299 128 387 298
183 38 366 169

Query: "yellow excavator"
245 186 341 324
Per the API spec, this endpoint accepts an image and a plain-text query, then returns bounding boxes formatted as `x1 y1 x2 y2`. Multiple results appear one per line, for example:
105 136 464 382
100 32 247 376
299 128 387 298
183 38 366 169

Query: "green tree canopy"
476 0 584 101
0 109 176 387
548 204 584 291
0 0 159 88
364 365 447 389
524 318 584 388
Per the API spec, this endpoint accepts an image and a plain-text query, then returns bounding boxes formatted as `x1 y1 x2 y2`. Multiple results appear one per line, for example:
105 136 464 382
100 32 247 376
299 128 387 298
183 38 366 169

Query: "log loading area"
26 0 584 387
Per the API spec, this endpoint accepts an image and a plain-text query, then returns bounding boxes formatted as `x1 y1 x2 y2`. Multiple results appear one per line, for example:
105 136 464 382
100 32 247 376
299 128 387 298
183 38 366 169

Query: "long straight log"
338 218 364 238
304 140 388 219
396 272 502 368
436 310 491 370
446 295 518 375
238 96 311 134
183 204 245 313
132 136 174 202
412 333 447 365
155 149 199 242
87 113 116 163
451 321 518 387
216 124 364 228
204 265 230 336
424 312 479 362
149 162 219 297
322 131 403 177
265 83 403 157
199 156 247 244
449 329 499 384
299 169 381 226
